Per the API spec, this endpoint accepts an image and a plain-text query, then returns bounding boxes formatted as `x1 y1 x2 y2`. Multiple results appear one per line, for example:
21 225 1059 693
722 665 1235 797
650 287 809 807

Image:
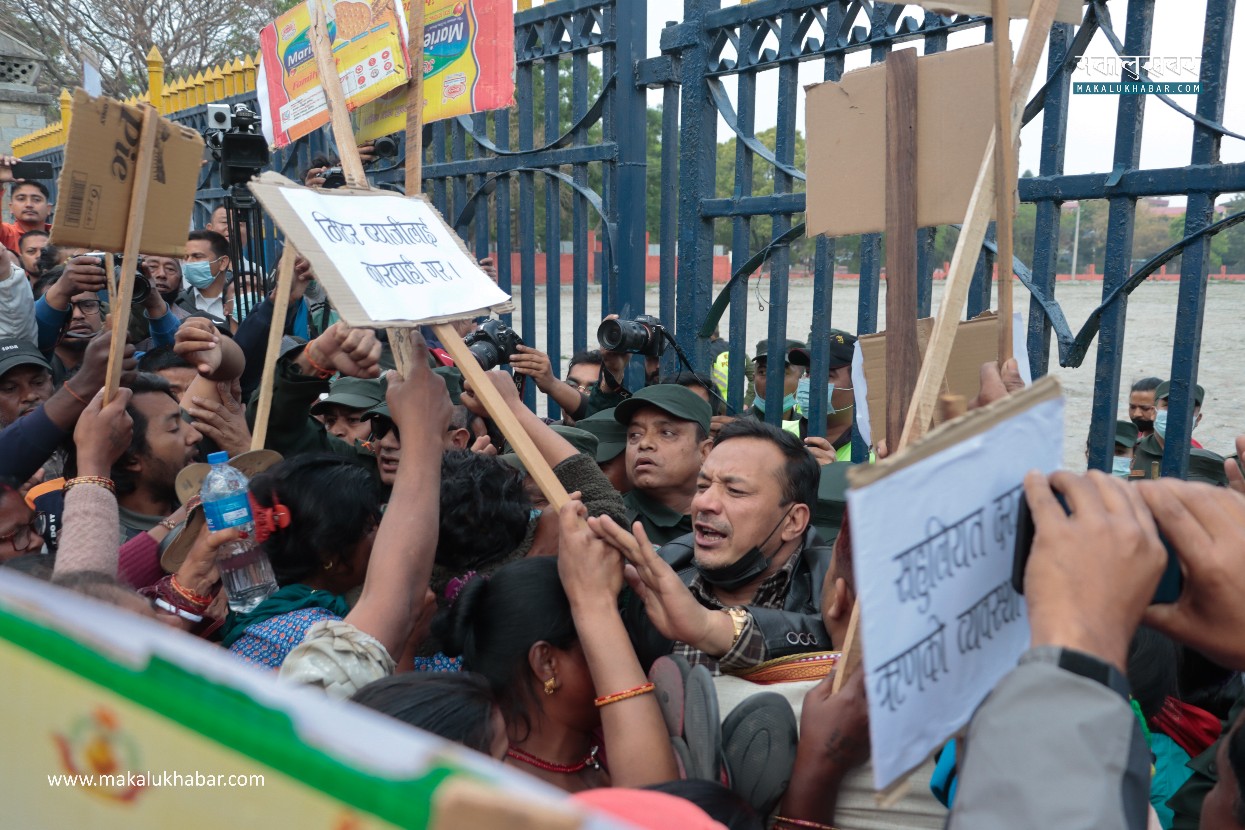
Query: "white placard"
846 383 1063 790
249 171 512 327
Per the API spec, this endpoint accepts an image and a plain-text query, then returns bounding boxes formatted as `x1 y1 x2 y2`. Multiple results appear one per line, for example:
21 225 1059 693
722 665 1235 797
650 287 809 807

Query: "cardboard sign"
805 44 996 238
248 171 511 326
915 0 1082 23
0 569 623 829
352 0 515 139
257 0 411 148
49 90 203 257
845 377 1064 790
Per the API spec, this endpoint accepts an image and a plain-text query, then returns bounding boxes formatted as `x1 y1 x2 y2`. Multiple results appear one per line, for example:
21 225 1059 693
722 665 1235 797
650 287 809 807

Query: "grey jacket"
0 265 37 345
949 646 1151 830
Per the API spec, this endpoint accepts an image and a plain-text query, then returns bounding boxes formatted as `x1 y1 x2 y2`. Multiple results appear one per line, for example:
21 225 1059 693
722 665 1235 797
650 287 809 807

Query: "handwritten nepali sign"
248 171 511 326
845 376 1064 790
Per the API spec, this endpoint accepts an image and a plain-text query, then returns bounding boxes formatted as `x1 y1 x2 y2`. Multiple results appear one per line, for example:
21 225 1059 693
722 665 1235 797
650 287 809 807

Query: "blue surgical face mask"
752 393 796 416
1154 409 1168 439
1111 456 1132 478
182 258 219 290
794 376 854 419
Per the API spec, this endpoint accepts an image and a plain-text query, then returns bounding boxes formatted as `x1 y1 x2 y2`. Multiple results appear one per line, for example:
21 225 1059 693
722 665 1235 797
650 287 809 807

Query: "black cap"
789 329 857 370
614 384 713 435
0 339 51 380
754 339 805 362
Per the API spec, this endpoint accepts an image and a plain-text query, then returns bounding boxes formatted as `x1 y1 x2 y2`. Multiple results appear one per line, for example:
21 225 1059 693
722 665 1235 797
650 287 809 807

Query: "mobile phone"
10 161 54 180
1011 490 1183 604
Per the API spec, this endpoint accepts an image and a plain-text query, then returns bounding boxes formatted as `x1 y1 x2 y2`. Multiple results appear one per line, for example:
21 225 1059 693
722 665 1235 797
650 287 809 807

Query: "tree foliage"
2 0 279 100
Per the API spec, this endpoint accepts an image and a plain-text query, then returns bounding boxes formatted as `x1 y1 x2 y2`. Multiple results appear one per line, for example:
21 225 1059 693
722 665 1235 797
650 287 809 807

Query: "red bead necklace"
506 744 601 774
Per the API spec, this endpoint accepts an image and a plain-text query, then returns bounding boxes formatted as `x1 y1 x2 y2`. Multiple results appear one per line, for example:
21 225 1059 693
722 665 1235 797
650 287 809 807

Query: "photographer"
509 344 595 422
585 314 665 418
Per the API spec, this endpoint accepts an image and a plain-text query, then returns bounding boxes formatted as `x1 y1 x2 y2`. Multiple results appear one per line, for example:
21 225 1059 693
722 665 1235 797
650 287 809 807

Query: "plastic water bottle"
200 451 278 613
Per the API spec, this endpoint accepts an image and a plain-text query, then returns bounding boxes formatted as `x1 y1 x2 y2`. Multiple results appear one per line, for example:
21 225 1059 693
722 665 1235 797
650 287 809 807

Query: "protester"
0 168 53 253
311 375 385 445
608 418 832 674
18 229 48 279
614 384 713 546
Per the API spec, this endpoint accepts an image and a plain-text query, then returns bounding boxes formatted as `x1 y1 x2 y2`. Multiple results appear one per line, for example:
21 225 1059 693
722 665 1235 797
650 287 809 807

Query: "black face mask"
696 509 792 592
1131 416 1154 433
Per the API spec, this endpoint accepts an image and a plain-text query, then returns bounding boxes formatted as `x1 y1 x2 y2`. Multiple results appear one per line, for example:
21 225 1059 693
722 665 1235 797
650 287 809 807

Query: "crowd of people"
2 152 1245 830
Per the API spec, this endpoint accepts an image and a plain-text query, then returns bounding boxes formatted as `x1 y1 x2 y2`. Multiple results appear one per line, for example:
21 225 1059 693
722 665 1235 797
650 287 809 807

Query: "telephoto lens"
596 314 666 358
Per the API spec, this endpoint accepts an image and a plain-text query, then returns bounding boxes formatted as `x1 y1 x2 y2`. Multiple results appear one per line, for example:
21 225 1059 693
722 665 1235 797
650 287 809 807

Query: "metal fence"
22 0 1243 475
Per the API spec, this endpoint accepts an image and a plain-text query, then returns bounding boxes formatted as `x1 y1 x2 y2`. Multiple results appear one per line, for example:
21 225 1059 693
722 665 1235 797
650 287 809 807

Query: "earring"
543 676 557 696
323 560 335 571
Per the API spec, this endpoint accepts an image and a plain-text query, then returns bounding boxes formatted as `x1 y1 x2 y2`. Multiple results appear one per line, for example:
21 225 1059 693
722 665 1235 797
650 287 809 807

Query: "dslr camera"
597 314 667 358
321 167 347 189
87 253 150 306
464 319 524 371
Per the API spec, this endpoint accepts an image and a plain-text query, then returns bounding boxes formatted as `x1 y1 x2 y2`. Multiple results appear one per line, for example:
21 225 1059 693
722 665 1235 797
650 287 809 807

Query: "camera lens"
597 319 626 351
468 342 502 372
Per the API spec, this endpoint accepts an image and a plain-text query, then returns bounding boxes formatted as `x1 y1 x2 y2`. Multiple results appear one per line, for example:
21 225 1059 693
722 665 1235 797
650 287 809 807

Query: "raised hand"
299 322 382 379
73 387 134 476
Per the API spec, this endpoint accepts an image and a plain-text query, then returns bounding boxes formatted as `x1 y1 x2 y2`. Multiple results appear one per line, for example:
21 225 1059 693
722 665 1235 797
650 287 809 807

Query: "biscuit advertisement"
352 0 515 142
258 0 411 147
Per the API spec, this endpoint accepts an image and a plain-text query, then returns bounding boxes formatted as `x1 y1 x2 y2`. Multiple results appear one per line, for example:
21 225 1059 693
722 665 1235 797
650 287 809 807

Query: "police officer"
613 384 713 546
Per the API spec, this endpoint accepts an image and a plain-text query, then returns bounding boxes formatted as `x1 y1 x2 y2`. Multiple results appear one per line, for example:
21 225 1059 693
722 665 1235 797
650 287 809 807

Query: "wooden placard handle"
992 0 1016 365
103 105 158 404
250 251 296 451
433 323 571 512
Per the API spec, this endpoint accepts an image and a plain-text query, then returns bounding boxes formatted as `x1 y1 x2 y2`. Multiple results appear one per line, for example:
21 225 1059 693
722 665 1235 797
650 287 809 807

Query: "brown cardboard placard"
50 89 204 257
804 44 995 239
914 0 1082 23
859 314 1000 449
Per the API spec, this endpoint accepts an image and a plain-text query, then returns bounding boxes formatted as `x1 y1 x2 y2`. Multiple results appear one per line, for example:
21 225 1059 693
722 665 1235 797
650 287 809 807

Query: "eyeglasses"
0 512 48 551
67 299 101 315
565 379 597 395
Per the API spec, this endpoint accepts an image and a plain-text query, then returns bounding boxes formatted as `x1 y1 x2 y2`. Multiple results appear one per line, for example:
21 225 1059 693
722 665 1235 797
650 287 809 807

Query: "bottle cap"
207 451 230 464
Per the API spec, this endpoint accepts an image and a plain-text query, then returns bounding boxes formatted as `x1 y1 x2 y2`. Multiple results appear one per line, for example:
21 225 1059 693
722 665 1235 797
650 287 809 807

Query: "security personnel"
613 384 713 546
788 329 858 462
748 338 805 423
1131 380 1207 479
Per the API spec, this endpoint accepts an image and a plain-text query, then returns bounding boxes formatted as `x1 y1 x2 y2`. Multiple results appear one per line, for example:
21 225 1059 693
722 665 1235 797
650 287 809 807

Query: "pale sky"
640 0 1244 206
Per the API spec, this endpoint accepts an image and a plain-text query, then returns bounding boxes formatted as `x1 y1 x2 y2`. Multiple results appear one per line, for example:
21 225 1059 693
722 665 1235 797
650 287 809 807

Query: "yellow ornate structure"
10 46 262 156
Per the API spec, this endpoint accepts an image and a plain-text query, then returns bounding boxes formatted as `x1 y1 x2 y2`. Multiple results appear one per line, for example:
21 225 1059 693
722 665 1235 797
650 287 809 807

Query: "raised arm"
559 501 679 787
54 387 133 578
343 335 449 659
461 369 579 467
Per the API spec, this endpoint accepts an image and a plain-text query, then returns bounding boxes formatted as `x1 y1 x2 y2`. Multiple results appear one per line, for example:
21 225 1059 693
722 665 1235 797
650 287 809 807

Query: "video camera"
205 103 270 189
464 319 524 371
597 314 667 358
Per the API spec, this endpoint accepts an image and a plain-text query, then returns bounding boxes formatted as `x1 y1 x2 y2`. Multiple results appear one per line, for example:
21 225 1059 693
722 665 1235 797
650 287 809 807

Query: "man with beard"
1128 376 1163 440
603 418 833 673
106 372 202 541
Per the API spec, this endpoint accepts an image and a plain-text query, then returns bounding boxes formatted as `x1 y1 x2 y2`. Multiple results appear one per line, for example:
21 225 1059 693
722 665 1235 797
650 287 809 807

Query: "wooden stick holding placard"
308 1 415 376
104 253 117 305
250 252 296 451
103 105 159 405
899 0 1061 448
991 0 1016 365
883 50 920 454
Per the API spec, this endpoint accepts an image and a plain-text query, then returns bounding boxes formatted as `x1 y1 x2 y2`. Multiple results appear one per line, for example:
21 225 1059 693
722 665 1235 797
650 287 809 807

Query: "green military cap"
1154 380 1206 408
1114 419 1140 449
576 408 628 462
1186 448 1229 486
614 384 712 435
434 365 465 405
502 426 599 471
754 339 806 362
310 376 386 416
789 329 857 369
811 461 851 546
